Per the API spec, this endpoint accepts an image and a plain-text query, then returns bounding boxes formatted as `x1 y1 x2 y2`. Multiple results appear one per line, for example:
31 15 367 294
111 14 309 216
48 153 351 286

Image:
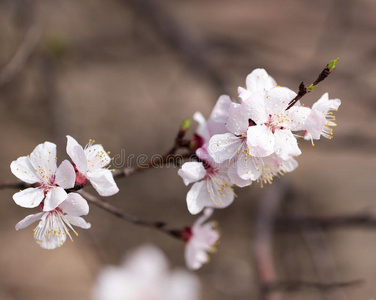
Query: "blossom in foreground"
10 141 76 211
303 93 341 142
66 135 119 196
183 208 220 270
93 245 201 300
178 148 235 215
15 192 91 249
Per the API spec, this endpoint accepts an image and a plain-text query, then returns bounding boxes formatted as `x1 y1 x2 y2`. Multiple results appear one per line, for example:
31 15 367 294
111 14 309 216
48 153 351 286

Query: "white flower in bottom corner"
93 245 201 300
15 193 91 249
184 208 220 270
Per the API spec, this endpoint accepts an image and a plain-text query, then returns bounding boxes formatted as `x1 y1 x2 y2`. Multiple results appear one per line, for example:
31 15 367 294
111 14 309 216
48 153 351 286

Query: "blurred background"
0 0 375 299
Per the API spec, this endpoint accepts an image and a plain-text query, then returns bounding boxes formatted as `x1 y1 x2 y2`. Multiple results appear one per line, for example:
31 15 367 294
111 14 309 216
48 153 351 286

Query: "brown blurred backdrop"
0 0 375 299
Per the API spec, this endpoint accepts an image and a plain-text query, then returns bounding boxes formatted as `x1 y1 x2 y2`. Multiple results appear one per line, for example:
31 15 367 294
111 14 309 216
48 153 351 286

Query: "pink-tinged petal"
13 187 44 208
55 160 76 189
43 187 68 211
66 136 87 174
193 112 209 142
238 86 252 102
236 153 263 181
304 109 327 140
209 95 231 123
208 133 243 163
185 241 209 270
85 144 111 172
178 162 206 186
29 142 57 180
245 69 277 93
193 208 213 227
273 129 301 160
65 215 91 229
312 93 341 114
206 175 235 209
225 102 249 135
227 162 253 187
59 192 89 216
246 125 275 157
265 87 296 114
281 158 299 173
288 106 311 131
186 181 208 215
87 169 119 197
15 212 44 230
10 156 40 184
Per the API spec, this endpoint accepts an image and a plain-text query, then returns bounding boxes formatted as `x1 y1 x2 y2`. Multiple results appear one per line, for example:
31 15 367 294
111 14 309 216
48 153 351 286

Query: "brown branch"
78 190 183 240
286 58 338 110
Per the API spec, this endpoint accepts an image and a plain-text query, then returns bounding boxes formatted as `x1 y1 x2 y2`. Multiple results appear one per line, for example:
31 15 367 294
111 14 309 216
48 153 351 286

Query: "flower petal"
225 102 249 135
312 93 341 114
43 187 68 211
66 136 87 174
85 144 111 172
186 181 211 215
227 162 253 187
29 141 58 181
208 133 243 163
15 212 44 230
10 156 40 184
209 95 231 123
55 160 76 189
245 68 277 93
236 153 263 181
178 162 206 186
273 129 301 160
265 86 296 114
13 187 44 208
59 192 89 216
246 125 275 157
65 215 91 229
87 169 119 197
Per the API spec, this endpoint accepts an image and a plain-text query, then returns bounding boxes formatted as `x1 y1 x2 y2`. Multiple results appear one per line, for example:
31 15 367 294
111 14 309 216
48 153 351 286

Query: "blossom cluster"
178 68 341 214
11 136 119 249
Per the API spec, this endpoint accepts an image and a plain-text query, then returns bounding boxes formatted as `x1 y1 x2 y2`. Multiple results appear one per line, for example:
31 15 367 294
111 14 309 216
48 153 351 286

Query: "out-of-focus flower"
178 148 234 215
183 208 220 270
15 192 91 249
66 135 119 196
303 93 341 142
10 141 76 211
93 245 201 300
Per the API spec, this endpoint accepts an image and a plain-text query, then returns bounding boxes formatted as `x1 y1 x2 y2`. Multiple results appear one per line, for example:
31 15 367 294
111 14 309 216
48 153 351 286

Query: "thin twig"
78 190 183 240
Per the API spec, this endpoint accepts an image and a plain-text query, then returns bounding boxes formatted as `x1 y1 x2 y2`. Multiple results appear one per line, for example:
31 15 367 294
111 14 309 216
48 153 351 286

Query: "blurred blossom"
93 245 201 300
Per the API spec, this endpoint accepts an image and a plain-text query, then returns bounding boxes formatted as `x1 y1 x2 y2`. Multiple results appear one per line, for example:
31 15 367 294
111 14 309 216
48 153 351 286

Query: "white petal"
55 160 76 189
312 93 341 114
193 112 209 142
35 216 67 250
87 169 119 196
273 129 301 160
65 215 91 229
15 212 44 230
288 106 311 131
209 95 231 123
245 68 277 93
85 144 111 172
178 162 206 186
193 207 214 227
186 181 208 215
241 91 269 125
13 187 44 208
59 192 89 216
225 102 249 135
304 109 327 140
43 187 68 211
265 86 296 114
227 162 253 187
10 156 40 184
246 125 275 157
165 270 201 300
29 142 58 181
208 133 243 163
238 86 253 102
236 153 262 181
66 136 87 174
185 242 209 270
